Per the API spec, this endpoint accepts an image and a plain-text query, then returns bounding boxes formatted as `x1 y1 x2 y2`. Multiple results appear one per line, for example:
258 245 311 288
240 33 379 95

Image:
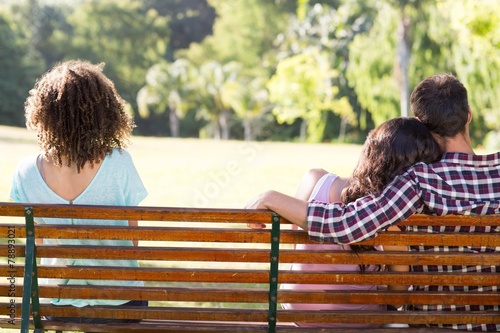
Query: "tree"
195 61 241 140
272 2 377 139
137 58 194 137
0 11 43 126
346 0 498 146
61 0 169 117
222 77 270 141
438 0 500 149
179 0 290 77
268 49 354 142
346 6 399 126
11 0 72 70
347 0 454 126
392 0 411 117
140 0 216 60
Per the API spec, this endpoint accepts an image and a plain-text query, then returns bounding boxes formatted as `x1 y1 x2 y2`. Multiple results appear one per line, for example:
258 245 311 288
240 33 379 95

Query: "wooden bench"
0 202 498 333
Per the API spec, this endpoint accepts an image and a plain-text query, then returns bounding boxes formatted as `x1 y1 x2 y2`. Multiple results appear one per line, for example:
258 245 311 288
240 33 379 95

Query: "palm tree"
222 77 270 141
137 58 193 137
195 61 241 139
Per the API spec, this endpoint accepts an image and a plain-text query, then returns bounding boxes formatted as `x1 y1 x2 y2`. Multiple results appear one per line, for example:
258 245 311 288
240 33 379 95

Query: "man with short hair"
246 74 499 331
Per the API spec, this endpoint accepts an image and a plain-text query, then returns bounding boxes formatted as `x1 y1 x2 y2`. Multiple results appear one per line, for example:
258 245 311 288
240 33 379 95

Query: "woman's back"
280 171 385 328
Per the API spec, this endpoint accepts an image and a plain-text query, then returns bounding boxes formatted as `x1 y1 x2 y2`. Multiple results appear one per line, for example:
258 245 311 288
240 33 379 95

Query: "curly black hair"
25 60 134 172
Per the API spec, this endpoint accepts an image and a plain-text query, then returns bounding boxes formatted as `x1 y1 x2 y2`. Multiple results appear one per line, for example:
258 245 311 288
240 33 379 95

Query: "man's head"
410 74 470 139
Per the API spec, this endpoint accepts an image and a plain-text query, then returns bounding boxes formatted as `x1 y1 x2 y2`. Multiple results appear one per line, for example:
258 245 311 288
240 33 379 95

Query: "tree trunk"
299 119 307 142
169 108 180 137
397 6 411 117
338 117 347 143
243 118 252 141
219 109 231 140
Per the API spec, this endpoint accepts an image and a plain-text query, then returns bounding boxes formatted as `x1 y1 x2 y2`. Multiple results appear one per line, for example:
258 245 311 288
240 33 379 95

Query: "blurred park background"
0 0 499 149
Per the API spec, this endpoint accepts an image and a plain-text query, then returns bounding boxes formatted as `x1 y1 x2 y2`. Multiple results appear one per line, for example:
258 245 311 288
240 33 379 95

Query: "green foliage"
346 3 399 127
347 0 459 127
268 49 354 142
0 11 43 126
10 0 72 69
139 0 216 61
194 61 242 139
222 77 270 141
272 1 376 139
179 0 289 77
138 58 196 136
61 0 169 115
438 0 500 148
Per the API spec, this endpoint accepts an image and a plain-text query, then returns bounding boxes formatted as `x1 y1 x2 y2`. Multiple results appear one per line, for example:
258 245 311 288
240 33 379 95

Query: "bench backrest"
0 202 499 332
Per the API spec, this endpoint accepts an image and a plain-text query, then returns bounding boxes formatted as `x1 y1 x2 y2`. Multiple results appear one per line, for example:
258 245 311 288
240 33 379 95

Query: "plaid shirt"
307 152 500 331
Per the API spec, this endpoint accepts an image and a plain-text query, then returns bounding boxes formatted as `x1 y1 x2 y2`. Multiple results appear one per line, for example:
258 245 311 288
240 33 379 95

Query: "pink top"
280 173 385 328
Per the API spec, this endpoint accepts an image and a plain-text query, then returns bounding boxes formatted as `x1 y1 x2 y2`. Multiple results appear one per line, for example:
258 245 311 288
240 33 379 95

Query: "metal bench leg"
267 213 281 333
21 207 43 333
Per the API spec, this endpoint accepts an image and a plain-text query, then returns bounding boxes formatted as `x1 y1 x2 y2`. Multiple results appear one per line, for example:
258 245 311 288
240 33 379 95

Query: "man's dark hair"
410 73 469 137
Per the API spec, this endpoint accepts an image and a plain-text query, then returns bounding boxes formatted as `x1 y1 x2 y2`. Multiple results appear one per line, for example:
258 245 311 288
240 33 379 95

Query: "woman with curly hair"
280 117 442 328
10 59 148 322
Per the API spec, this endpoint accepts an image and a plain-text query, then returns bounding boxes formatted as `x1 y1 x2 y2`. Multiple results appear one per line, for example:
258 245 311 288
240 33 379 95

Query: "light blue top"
10 148 148 307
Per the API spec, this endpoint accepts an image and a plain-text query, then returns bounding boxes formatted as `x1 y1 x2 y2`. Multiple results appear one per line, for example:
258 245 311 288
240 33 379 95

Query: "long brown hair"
341 117 441 271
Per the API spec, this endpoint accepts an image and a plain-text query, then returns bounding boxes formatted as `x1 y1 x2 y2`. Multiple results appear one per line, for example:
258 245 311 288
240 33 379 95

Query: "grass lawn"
1 124 496 207
0 125 363 207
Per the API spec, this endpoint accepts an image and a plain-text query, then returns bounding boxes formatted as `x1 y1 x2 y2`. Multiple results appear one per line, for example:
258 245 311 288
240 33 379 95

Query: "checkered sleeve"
307 173 423 244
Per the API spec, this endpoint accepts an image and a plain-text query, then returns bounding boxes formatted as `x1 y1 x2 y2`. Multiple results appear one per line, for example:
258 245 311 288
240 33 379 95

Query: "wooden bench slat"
277 271 500 286
280 250 500 266
3 224 499 246
4 225 274 243
277 310 500 325
281 231 500 246
279 290 500 305
397 214 500 226
4 244 499 266
0 203 275 223
1 265 498 286
7 320 273 333
0 285 269 303
2 303 498 325
1 303 270 322
0 318 469 333
1 265 271 283
1 320 269 333
2 244 271 262
2 284 498 305
2 202 499 226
